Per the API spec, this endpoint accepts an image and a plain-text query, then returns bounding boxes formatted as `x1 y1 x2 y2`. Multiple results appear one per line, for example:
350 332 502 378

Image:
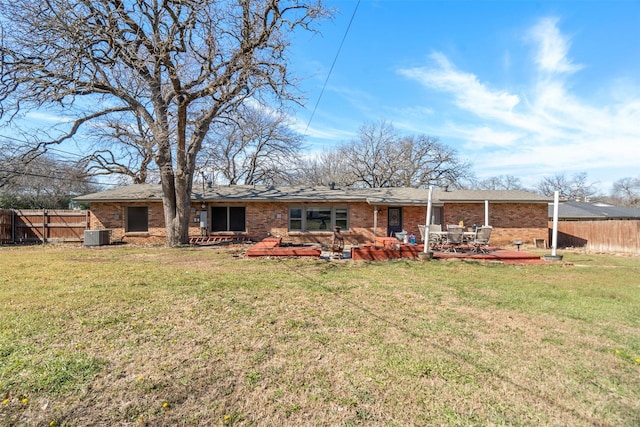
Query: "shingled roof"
550 200 640 220
74 184 553 205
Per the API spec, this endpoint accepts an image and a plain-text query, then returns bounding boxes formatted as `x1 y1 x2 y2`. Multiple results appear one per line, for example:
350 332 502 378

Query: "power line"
304 0 361 136
0 168 120 187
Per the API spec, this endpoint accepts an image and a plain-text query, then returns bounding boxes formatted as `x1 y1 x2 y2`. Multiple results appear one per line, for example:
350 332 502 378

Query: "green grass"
0 245 639 426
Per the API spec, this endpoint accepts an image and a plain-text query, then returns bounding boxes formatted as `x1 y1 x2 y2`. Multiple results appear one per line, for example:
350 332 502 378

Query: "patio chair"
427 224 444 247
444 226 464 252
470 226 492 253
418 225 426 243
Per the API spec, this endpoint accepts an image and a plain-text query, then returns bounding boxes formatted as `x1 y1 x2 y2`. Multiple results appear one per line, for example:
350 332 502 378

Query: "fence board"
9 209 88 243
553 220 640 254
0 209 12 243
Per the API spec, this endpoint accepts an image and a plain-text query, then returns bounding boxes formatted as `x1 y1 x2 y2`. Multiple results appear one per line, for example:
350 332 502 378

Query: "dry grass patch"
0 245 639 426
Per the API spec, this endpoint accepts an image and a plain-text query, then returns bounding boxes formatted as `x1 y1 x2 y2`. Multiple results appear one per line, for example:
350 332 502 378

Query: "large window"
126 206 148 232
211 206 246 232
288 206 349 231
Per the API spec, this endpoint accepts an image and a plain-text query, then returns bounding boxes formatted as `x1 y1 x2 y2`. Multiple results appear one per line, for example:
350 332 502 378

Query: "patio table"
428 231 448 246
462 231 476 244
429 230 476 251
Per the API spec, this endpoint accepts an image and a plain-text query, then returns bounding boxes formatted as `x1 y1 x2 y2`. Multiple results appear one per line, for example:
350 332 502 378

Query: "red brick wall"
88 200 548 248
247 202 375 245
442 202 548 246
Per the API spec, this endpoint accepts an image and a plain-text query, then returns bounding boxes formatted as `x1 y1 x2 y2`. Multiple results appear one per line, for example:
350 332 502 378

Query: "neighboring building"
549 200 640 220
549 200 640 254
74 184 552 247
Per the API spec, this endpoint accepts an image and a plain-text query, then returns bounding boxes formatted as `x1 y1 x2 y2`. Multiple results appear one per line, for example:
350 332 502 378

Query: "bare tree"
609 176 640 207
291 150 356 186
474 175 524 191
82 113 157 184
535 172 599 200
201 106 303 185
0 153 99 208
342 119 398 188
0 0 328 245
393 134 471 189
332 119 470 189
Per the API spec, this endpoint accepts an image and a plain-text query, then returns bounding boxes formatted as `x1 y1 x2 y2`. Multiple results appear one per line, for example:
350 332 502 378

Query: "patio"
244 236 552 264
349 244 549 264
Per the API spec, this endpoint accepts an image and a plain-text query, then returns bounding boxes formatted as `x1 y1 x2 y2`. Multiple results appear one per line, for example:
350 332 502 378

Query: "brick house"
74 184 552 247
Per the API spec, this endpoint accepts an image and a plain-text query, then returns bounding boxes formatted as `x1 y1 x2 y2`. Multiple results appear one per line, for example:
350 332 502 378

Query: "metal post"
551 191 559 257
424 186 433 253
373 205 378 248
484 200 489 226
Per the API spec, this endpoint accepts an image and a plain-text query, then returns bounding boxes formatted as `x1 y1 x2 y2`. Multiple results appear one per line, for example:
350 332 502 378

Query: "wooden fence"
553 220 640 254
0 209 88 244
0 209 12 244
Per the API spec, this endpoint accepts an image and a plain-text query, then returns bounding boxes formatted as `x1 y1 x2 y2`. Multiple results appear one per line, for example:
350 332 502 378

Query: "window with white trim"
288 206 349 231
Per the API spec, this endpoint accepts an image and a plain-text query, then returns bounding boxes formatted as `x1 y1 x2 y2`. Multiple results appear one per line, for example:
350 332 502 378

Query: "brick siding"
88 200 548 248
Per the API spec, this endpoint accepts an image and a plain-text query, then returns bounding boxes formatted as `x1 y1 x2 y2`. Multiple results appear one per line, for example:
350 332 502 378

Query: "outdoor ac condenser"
84 230 110 246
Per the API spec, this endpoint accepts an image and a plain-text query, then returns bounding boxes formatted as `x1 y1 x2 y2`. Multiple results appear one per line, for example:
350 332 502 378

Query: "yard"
0 245 639 426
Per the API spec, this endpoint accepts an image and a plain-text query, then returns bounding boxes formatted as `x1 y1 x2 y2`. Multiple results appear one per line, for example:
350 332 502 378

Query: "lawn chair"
444 226 464 252
470 226 492 253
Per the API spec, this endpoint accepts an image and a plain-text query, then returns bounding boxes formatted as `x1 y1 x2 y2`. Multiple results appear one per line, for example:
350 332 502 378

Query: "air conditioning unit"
84 230 111 246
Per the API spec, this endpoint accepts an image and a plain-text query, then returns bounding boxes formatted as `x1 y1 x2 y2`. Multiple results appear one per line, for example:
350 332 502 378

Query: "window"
211 206 246 232
288 206 349 231
126 206 148 232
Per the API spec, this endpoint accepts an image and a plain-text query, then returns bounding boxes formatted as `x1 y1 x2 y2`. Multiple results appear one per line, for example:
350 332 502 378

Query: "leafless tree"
393 134 471 189
0 153 98 208
82 113 157 184
291 150 356 186
473 175 524 191
0 0 328 245
609 176 640 207
200 106 303 185
535 172 599 200
330 119 470 189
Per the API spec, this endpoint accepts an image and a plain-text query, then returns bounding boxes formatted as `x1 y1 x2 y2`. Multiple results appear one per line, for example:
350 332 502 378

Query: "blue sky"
3 1 638 193
289 0 640 192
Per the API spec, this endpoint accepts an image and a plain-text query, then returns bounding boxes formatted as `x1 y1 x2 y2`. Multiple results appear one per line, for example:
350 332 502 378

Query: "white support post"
373 205 378 247
424 186 433 253
552 191 559 257
484 200 489 227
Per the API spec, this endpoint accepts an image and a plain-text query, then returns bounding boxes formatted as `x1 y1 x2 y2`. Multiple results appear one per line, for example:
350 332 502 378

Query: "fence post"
42 209 46 244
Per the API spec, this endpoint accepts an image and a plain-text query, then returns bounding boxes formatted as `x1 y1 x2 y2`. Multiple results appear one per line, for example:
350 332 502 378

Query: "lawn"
0 245 639 426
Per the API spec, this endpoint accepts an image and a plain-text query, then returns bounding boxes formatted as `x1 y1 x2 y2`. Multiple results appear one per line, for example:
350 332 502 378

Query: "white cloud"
25 111 73 123
527 17 583 74
394 16 640 191
399 52 521 118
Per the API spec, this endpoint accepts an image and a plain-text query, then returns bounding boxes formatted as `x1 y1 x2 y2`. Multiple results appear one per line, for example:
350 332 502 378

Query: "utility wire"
304 0 361 136
0 168 121 187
